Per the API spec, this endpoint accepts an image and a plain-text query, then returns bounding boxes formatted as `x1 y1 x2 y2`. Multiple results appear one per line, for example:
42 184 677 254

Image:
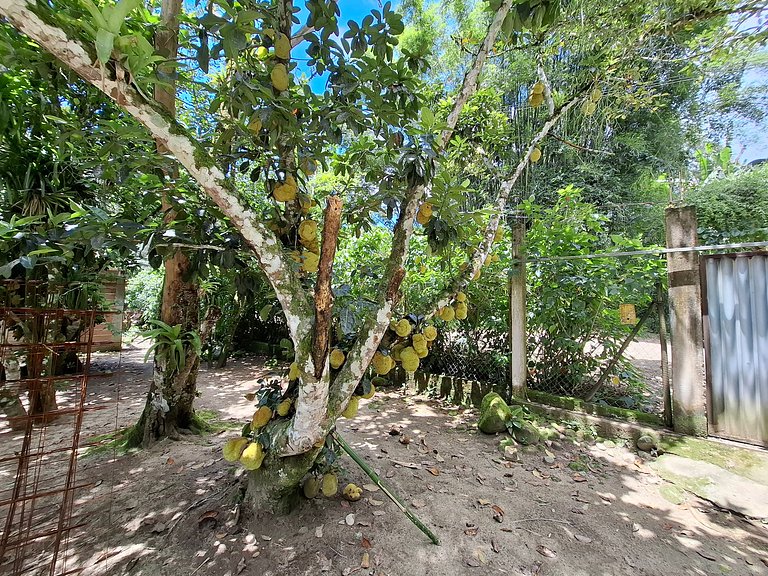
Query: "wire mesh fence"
0 280 122 576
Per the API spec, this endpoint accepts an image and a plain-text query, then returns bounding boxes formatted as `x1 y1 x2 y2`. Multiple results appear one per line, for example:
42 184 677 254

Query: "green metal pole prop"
331 430 441 545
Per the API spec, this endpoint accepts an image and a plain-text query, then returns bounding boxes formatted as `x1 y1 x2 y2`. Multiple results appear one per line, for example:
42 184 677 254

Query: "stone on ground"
478 392 511 434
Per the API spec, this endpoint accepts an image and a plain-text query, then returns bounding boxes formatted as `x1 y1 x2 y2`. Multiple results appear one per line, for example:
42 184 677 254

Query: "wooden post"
665 206 707 436
657 284 672 428
508 220 527 398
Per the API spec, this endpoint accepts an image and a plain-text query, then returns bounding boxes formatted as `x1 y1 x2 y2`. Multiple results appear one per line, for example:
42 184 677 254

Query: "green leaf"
95 28 115 64
103 0 141 35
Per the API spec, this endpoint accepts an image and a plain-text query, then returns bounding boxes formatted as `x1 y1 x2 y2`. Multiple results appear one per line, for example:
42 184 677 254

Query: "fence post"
665 206 707 436
508 219 527 399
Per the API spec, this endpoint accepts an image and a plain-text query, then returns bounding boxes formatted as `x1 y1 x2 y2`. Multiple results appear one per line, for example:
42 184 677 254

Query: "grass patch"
82 427 137 458
192 409 242 434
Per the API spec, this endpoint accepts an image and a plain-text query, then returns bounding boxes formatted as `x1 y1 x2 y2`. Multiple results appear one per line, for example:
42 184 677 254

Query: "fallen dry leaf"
491 539 500 553
362 483 379 492
536 545 557 558
491 505 505 523
572 473 587 482
244 392 256 401
361 537 372 549
361 552 370 569
574 534 592 543
411 499 426 509
427 467 440 476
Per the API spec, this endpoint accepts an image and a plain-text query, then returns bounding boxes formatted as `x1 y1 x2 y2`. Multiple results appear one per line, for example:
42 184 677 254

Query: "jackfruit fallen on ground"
455 302 468 320
251 405 273 429
321 473 338 497
222 437 249 462
439 305 455 321
530 147 542 163
361 383 376 399
273 174 297 202
288 362 300 380
423 325 438 341
303 476 320 498
240 441 265 470
532 81 545 94
412 333 426 347
274 33 291 59
529 92 544 107
395 319 412 337
343 483 363 501
456 292 467 303
276 399 292 417
298 220 318 242
342 396 359 418
270 63 290 91
330 348 345 369
372 352 393 375
302 251 320 273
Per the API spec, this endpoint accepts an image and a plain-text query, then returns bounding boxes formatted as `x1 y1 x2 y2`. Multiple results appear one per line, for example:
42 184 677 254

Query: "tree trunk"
132 0 202 446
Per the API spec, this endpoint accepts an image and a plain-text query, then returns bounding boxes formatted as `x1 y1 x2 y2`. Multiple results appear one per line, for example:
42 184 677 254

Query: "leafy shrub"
125 267 163 329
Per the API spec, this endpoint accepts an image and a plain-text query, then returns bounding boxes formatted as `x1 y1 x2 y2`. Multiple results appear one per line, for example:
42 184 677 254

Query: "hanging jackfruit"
530 147 542 163
222 437 249 462
276 399 292 417
439 305 456 321
273 174 297 202
372 352 393 375
395 319 412 338
532 81 545 94
299 219 318 242
251 405 272 429
330 348 345 369
400 347 420 372
288 362 300 380
423 325 438 341
240 441 265 470
274 33 291 59
270 63 290 92
342 396 359 418
416 202 433 225
455 302 468 320
361 383 376 399
302 251 320 273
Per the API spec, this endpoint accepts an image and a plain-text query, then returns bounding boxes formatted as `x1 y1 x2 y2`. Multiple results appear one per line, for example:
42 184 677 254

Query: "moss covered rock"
478 393 512 434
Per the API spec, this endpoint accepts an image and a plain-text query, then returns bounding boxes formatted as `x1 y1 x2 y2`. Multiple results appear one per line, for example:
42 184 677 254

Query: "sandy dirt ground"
1 344 767 576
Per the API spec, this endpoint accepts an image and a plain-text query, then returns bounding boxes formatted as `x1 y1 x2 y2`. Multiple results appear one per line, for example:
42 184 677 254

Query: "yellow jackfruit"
529 92 544 107
423 325 437 341
298 220 318 242
255 46 269 60
391 343 404 361
222 437 249 462
395 319 412 338
303 476 320 498
400 348 420 372
298 195 315 214
484 255 492 267
240 441 265 470
321 473 338 497
416 202 433 225
251 405 272 429
342 396 359 418
361 383 376 399
289 250 302 263
389 319 398 331
412 333 426 347
590 87 602 102
530 147 542 163
413 344 428 359
456 292 467 303
248 117 262 134
491 253 500 263
288 362 300 380
494 227 504 243
343 483 363 501
302 251 320 273
330 348 345 369
472 269 481 281
270 63 290 92
274 33 291 60
455 302 468 320
273 174 297 202
276 399 292 417
581 100 597 116
372 352 393 375
532 81 545 94
439 306 456 321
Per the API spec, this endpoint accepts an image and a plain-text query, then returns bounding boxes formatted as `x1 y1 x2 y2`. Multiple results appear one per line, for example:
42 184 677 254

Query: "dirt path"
2 350 767 576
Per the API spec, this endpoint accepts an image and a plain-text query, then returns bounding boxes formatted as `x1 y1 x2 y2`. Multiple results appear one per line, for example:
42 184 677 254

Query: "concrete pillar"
508 220 527 398
665 206 707 436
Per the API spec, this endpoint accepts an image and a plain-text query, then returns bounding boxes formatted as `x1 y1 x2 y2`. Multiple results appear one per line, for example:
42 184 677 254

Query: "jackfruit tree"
1 0 762 510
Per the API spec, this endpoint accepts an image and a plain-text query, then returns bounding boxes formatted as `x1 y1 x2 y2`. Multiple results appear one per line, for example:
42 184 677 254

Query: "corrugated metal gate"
702 252 768 447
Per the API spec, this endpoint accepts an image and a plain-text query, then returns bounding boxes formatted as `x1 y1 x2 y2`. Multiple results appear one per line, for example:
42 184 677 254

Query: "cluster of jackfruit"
529 80 545 108
295 218 321 272
439 291 469 322
382 318 440 373
222 436 266 470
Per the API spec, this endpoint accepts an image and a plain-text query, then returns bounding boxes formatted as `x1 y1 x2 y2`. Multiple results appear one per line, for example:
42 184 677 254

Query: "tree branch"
440 0 516 149
0 0 313 344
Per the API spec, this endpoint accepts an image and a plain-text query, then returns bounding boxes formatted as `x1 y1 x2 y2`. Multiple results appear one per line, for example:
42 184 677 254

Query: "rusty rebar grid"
0 280 119 576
